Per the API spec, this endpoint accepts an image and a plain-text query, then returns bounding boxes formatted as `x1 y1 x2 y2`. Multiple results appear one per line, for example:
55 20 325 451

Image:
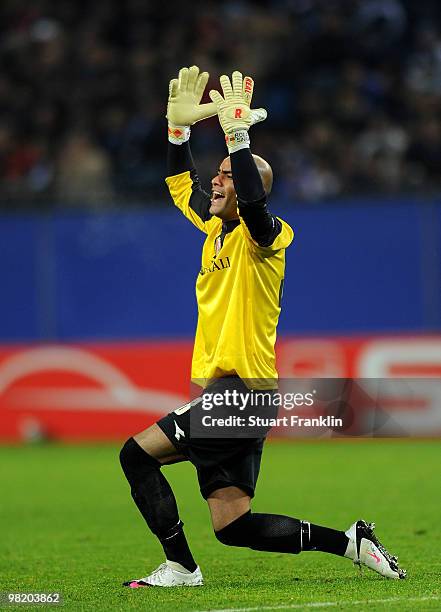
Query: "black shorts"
156 378 266 500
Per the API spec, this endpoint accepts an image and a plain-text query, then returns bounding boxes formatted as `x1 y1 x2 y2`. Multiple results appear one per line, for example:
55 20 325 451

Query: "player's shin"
215 511 348 557
119 437 197 573
300 520 349 556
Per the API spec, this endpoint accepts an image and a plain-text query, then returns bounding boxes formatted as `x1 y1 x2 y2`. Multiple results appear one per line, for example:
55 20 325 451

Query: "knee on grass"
215 511 253 548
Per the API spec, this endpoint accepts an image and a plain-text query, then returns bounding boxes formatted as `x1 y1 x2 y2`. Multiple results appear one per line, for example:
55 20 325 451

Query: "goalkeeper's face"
209 158 239 220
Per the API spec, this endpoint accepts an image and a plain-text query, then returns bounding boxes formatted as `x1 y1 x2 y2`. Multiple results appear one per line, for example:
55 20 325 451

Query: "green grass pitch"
1 440 440 611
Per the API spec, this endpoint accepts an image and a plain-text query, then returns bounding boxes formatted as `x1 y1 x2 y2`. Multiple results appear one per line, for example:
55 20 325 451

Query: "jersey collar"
222 219 240 234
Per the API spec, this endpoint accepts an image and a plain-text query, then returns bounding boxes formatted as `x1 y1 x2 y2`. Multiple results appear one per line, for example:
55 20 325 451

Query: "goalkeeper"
119 66 406 587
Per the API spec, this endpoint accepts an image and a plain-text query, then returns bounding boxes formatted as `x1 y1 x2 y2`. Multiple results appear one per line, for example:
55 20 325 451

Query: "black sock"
216 511 303 553
216 511 349 557
119 438 197 573
155 520 197 571
302 521 349 556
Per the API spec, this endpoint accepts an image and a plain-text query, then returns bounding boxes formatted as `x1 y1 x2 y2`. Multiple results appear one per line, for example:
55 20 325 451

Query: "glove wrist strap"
168 124 191 145
225 129 250 153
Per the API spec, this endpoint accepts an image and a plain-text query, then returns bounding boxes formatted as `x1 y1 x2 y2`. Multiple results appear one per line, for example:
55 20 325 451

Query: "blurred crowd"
0 0 440 208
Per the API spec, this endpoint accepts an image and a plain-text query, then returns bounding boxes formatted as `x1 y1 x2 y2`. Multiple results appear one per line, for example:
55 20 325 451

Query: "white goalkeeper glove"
209 71 267 153
167 65 217 144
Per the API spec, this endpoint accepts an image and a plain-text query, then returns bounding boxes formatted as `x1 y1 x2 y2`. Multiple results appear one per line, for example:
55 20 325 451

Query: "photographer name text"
201 415 343 428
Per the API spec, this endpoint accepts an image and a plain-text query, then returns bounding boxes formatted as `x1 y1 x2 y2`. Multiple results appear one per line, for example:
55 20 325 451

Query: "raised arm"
209 72 290 248
166 139 212 229
165 66 216 232
230 148 281 247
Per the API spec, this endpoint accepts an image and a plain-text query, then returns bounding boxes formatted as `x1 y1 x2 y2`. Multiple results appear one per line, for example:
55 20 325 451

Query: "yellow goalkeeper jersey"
166 170 293 388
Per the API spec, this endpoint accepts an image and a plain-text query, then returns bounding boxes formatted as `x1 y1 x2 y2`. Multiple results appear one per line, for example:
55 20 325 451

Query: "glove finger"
242 76 254 106
195 71 209 102
209 89 225 105
169 78 178 98
187 65 199 92
178 67 189 92
219 75 234 100
232 71 244 98
250 107 267 125
194 102 218 122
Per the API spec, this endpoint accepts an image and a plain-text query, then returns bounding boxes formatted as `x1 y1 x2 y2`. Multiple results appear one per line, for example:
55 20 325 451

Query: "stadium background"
1 2 441 610
1 0 441 440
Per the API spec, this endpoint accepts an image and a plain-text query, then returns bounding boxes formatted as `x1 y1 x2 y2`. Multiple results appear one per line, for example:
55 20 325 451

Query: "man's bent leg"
120 424 198 575
207 486 251 531
209 486 348 556
133 423 185 464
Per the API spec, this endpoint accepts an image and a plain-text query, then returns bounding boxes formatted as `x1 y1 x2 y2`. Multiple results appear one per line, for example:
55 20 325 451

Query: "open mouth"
211 190 225 203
